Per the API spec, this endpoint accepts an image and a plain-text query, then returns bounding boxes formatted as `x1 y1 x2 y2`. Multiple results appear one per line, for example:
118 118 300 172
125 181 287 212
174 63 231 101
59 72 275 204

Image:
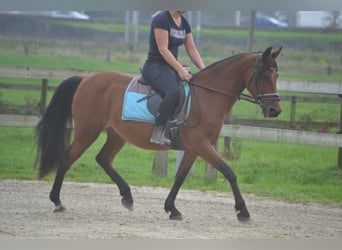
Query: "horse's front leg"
199 144 250 222
164 151 197 220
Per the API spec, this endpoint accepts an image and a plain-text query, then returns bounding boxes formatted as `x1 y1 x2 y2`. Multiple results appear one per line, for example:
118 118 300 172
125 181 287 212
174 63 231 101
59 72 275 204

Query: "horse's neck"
197 56 253 98
193 55 254 117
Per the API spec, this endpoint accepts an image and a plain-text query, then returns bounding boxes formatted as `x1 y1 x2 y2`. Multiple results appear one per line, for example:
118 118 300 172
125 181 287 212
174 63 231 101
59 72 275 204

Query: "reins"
189 81 238 99
189 72 259 105
183 79 258 128
189 81 264 108
184 75 258 128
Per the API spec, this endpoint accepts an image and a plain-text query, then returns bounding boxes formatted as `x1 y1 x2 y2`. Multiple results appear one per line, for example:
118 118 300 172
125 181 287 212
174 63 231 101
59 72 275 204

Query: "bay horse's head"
246 47 282 118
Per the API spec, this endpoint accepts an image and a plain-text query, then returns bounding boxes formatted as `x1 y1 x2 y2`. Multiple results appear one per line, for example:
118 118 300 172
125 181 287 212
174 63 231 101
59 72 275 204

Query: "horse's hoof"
170 214 183 220
237 215 251 223
169 213 183 221
237 212 251 222
165 206 183 220
53 204 65 213
121 198 134 211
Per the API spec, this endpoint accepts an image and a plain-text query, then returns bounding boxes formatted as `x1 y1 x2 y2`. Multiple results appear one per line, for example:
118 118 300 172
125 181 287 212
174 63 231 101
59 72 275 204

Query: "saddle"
121 76 191 149
137 75 188 122
121 76 191 127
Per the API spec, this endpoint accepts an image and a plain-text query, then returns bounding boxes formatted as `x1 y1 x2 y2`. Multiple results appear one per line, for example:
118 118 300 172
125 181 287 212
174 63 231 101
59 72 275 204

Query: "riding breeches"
142 60 180 126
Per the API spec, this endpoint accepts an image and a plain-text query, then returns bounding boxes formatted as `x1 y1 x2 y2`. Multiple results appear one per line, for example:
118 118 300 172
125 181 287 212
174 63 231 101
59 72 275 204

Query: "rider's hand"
178 68 192 81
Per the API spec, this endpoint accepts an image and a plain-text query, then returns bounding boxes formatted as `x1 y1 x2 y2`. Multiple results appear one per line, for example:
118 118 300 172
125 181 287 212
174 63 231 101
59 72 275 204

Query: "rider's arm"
184 32 205 70
154 28 192 81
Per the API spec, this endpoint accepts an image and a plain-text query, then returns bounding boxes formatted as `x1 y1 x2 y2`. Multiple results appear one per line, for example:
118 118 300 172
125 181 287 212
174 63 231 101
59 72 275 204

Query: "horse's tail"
35 76 82 179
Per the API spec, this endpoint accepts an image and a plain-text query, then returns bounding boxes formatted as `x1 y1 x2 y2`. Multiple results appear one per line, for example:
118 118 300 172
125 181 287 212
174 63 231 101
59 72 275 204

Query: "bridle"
246 55 280 105
190 54 280 106
183 54 280 128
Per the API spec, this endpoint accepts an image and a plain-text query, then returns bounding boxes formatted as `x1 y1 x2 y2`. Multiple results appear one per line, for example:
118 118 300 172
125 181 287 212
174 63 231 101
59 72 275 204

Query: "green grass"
53 20 129 32
53 20 151 33
56 20 342 42
231 139 342 203
1 28 342 82
0 127 341 205
0 50 140 72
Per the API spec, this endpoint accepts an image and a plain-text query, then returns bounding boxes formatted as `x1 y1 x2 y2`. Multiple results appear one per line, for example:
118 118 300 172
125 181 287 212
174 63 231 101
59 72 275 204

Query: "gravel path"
1 179 341 239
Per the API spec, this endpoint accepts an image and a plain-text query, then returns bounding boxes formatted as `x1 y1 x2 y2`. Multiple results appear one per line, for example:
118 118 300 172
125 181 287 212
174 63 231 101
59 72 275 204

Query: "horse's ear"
261 47 273 62
271 46 282 59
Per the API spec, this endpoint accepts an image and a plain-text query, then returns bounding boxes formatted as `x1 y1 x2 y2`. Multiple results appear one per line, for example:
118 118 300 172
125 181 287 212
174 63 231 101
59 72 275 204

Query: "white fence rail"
1 67 342 173
221 125 342 147
1 66 342 94
0 114 39 127
1 115 341 148
278 79 342 94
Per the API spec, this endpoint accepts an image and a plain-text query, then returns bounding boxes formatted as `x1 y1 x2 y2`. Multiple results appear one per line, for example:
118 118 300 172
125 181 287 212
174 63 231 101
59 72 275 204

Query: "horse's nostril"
268 107 280 117
263 105 281 118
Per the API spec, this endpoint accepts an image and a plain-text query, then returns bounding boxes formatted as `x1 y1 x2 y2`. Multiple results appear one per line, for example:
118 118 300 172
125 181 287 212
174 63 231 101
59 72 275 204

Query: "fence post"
152 151 168 176
290 96 296 128
175 150 195 177
247 11 255 52
40 78 48 114
338 95 342 169
223 111 233 159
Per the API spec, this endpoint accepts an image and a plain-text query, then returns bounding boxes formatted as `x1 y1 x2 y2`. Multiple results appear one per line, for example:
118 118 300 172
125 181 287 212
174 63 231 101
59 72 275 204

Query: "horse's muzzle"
263 105 281 118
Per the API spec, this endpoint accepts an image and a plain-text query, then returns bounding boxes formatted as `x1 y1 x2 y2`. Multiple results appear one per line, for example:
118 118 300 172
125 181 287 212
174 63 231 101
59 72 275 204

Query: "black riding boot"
150 125 171 145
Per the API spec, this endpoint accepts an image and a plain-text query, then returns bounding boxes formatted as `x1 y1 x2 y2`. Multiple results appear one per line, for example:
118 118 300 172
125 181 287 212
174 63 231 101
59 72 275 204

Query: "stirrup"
151 137 171 145
150 126 171 145
150 134 171 145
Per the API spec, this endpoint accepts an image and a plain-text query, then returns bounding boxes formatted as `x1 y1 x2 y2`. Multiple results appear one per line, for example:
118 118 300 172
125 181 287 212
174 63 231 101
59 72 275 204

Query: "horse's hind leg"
95 127 133 210
50 129 101 212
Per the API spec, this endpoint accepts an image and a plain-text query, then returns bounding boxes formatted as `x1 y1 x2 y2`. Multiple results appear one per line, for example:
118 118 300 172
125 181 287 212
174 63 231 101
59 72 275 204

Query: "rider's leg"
150 88 179 145
142 63 179 145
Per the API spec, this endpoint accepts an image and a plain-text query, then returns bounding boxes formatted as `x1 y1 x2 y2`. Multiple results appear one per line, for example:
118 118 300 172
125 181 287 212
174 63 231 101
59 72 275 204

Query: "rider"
142 10 205 145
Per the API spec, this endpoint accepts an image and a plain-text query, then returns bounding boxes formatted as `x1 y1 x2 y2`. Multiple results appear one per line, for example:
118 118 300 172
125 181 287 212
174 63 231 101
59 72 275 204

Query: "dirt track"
0 179 341 239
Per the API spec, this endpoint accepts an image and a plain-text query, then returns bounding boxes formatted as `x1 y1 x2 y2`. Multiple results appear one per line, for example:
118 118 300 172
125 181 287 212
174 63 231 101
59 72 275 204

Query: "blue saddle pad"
121 77 191 125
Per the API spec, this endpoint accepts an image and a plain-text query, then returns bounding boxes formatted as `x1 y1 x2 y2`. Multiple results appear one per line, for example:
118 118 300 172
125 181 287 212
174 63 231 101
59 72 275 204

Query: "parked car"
245 16 288 28
50 11 89 20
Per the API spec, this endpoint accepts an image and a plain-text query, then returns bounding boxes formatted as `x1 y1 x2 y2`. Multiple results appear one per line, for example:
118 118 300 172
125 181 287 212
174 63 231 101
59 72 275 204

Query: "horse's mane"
198 51 260 74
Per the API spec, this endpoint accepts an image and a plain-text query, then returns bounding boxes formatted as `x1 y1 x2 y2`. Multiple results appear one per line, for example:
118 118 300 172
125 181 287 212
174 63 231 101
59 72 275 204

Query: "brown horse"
36 47 282 222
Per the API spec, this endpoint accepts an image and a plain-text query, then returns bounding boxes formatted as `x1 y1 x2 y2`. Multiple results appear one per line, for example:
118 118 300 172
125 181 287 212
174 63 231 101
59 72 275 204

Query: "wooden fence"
1 67 342 177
